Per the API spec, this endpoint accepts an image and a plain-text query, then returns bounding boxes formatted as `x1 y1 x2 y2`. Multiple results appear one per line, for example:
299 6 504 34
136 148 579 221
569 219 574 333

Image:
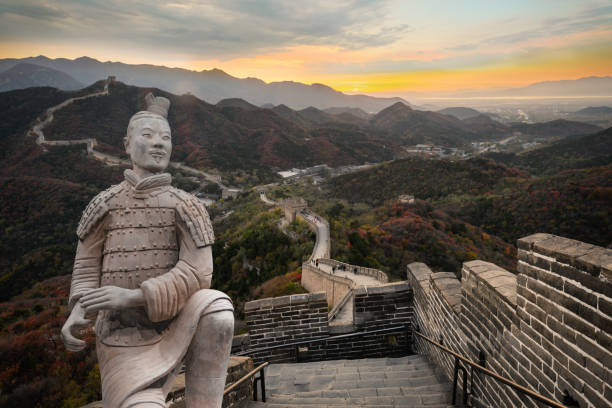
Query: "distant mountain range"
574 106 612 115
448 76 612 98
0 56 409 112
0 62 83 92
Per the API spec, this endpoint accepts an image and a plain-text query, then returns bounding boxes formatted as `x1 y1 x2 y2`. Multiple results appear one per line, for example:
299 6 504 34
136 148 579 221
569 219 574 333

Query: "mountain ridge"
0 63 83 92
0 56 410 112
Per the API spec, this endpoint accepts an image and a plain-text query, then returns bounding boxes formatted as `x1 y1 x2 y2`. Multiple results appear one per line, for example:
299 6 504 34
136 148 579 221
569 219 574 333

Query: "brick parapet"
517 233 611 407
408 233 612 408
518 233 612 283
407 263 470 390
243 283 413 364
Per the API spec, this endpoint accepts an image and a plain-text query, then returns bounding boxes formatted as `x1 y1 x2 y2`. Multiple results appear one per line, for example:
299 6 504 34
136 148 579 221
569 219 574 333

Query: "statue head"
124 93 172 176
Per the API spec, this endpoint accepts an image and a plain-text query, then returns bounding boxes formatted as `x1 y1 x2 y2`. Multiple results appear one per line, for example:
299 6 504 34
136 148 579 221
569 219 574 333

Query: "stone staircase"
244 355 456 407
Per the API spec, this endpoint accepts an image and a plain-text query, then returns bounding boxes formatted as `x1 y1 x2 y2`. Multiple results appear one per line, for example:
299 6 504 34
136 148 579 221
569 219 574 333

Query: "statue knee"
202 310 234 336
196 310 234 343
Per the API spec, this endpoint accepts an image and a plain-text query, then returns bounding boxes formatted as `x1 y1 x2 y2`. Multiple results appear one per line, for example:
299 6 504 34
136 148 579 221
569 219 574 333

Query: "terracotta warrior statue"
61 93 234 408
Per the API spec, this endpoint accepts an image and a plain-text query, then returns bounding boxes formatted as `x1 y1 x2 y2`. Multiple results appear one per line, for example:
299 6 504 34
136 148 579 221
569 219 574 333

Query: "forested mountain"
326 156 611 248
37 80 399 170
486 126 612 175
370 102 480 146
437 107 482 120
508 119 601 138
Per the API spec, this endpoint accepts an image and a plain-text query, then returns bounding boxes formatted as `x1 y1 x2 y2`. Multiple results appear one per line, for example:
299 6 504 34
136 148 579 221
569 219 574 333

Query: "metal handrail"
414 330 567 408
223 361 269 402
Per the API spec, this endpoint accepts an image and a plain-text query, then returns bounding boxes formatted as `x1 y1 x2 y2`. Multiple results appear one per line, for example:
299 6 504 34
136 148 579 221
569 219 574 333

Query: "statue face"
126 116 172 174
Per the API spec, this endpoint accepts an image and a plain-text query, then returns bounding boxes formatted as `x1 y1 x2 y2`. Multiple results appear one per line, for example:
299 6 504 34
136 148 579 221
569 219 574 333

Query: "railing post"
462 364 468 406
260 369 266 402
452 356 460 405
253 377 259 401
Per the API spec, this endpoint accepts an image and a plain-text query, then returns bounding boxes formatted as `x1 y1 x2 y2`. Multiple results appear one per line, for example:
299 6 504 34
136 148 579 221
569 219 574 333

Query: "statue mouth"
150 151 166 160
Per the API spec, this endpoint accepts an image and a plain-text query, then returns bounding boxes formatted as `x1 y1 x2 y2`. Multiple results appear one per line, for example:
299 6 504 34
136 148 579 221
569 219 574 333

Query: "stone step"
243 356 455 408
266 391 451 405
242 401 453 408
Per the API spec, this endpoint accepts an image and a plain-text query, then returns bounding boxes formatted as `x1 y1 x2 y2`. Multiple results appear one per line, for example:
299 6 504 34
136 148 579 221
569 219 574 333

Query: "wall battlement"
408 233 611 408
243 283 413 364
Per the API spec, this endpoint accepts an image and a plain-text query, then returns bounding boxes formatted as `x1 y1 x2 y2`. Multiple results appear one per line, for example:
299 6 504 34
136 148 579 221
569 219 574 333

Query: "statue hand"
61 302 91 352
80 286 145 313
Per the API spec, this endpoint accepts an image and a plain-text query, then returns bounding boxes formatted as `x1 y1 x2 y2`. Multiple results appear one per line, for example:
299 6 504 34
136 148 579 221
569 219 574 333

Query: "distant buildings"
404 144 466 158
397 194 415 204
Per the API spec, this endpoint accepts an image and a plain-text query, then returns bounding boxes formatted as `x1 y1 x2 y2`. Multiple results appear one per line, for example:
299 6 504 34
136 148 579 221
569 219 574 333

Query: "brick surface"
408 234 611 408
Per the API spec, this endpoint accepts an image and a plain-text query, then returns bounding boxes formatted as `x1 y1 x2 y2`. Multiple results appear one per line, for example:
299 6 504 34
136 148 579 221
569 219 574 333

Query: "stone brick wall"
245 292 329 364
243 283 413 364
407 264 469 387
516 233 611 408
407 233 612 408
301 263 353 309
222 356 256 408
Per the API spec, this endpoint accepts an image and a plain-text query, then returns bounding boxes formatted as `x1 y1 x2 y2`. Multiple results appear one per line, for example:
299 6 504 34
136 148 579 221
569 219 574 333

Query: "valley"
0 78 609 407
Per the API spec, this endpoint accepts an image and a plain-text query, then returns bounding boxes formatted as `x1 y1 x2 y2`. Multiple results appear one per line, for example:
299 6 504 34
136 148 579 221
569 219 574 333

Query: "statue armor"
71 170 216 347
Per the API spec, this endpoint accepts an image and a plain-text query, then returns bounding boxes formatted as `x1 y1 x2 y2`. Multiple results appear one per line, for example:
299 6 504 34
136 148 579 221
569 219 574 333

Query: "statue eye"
162 135 170 141
142 133 151 138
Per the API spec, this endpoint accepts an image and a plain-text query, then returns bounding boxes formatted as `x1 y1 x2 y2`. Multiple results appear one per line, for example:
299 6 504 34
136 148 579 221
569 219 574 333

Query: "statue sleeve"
69 220 105 309
140 214 213 322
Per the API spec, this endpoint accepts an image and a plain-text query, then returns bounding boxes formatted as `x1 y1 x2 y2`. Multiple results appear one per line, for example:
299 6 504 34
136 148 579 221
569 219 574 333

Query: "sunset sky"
1 0 611 97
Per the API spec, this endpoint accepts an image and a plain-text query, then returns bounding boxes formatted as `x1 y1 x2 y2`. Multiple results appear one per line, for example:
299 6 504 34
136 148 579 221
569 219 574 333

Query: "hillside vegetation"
486 126 612 175
0 82 610 407
327 157 611 247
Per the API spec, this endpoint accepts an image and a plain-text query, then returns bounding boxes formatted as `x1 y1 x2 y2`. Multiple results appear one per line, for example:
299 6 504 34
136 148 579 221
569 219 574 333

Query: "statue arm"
140 216 213 322
62 220 105 351
69 220 105 309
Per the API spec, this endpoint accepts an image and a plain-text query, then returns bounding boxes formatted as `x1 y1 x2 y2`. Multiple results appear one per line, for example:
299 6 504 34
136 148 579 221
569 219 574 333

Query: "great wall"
29 77 230 191
231 194 611 408
38 81 609 408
